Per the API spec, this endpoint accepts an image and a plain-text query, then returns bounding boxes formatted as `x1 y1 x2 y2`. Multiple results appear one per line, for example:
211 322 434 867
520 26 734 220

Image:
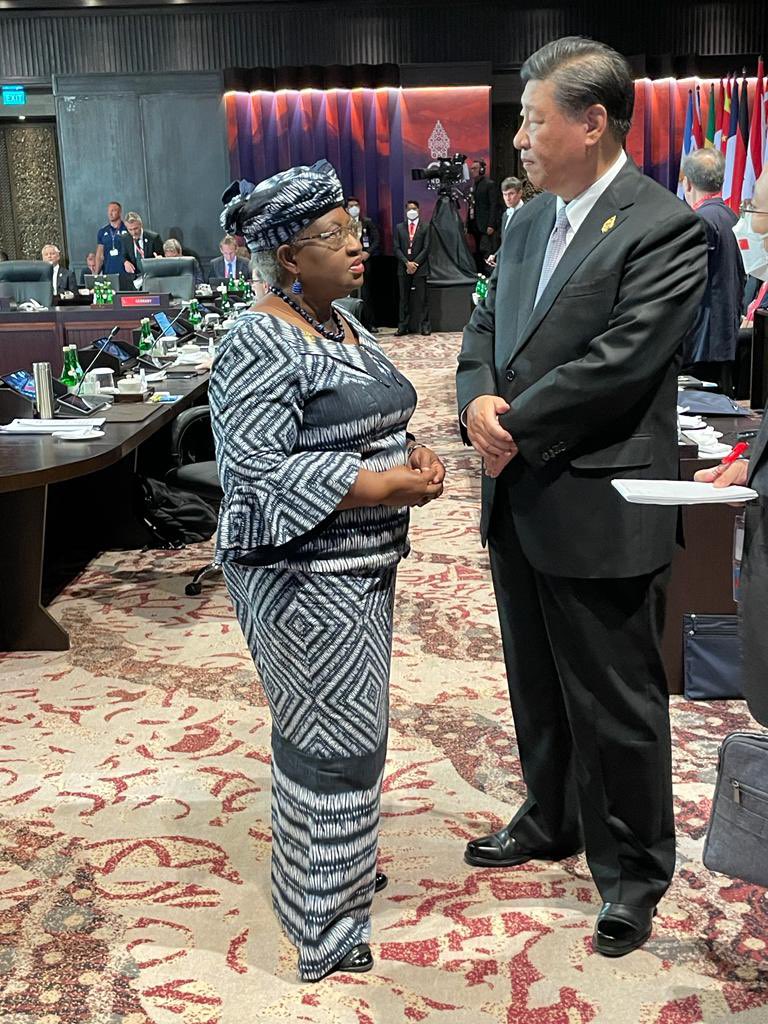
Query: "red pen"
721 441 749 465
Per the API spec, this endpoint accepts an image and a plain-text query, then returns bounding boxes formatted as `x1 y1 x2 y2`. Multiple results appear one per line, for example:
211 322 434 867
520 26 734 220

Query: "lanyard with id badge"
108 226 123 258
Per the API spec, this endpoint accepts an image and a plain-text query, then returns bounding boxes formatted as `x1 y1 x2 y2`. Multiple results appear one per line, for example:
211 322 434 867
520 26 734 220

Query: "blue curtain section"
225 87 491 252
226 89 402 251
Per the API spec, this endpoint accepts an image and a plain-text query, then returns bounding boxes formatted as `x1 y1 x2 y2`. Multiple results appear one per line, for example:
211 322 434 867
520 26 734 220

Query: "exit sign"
2 86 26 107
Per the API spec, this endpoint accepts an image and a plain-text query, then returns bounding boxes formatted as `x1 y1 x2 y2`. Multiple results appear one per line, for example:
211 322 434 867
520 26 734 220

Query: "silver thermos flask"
32 362 56 419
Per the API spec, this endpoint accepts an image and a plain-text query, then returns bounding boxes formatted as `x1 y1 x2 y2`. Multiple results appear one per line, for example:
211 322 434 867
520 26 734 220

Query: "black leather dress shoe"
593 902 657 957
464 824 583 867
320 943 373 979
374 871 388 893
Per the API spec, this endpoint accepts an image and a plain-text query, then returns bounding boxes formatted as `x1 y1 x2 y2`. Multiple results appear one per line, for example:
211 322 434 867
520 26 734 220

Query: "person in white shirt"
41 243 76 294
486 177 525 268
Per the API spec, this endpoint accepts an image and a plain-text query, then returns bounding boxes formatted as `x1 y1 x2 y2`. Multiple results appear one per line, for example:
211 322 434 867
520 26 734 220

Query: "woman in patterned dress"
209 161 445 981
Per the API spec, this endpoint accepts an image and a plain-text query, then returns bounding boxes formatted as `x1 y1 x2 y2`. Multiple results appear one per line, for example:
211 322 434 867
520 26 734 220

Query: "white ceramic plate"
52 429 105 441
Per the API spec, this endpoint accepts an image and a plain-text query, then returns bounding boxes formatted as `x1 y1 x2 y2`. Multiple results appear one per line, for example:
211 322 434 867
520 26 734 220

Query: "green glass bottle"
59 345 80 391
138 317 153 353
71 346 84 388
187 299 202 330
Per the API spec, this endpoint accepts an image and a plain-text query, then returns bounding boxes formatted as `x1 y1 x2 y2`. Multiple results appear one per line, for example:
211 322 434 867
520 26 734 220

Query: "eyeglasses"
292 222 361 250
739 201 768 215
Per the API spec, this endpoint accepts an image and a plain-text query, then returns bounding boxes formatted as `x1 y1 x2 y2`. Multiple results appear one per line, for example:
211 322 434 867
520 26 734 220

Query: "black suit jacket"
394 222 429 277
208 255 251 282
121 230 164 272
456 159 708 578
53 266 77 293
685 198 746 363
358 216 380 256
471 176 501 234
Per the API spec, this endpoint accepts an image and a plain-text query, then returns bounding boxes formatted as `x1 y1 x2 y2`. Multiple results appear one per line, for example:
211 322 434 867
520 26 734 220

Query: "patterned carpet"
1 331 767 1024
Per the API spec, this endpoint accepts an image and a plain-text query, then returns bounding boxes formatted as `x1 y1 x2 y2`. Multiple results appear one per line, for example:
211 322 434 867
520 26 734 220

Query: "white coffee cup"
118 375 143 394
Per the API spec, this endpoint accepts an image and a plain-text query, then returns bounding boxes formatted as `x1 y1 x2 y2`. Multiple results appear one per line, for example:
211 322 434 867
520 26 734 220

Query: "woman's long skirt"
223 563 395 980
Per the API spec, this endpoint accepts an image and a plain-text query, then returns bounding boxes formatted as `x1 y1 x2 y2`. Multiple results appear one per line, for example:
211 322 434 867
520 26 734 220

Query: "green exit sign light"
2 86 27 107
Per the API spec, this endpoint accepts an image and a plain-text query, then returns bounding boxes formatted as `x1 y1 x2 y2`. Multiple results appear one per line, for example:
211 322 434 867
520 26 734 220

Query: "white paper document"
612 479 758 505
0 418 106 435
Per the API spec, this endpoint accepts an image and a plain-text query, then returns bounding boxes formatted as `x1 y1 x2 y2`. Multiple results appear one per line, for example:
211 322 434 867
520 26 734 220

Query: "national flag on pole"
693 85 705 149
743 59 765 201
723 78 741 203
705 82 717 147
677 90 695 198
729 76 750 212
719 75 732 154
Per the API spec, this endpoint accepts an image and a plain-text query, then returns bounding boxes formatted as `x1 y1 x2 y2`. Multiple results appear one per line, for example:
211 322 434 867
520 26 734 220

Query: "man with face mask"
346 197 380 329
394 201 431 336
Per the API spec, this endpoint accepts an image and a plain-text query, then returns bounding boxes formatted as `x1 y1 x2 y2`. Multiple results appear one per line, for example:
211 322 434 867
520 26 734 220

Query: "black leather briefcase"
703 732 768 888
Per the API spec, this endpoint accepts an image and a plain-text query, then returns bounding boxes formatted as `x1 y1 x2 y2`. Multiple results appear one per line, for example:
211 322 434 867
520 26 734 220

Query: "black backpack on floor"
139 477 218 549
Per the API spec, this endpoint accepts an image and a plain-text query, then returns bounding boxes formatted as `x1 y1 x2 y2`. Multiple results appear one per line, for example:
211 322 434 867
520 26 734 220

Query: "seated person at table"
208 235 250 283
80 251 98 285
121 212 163 273
41 243 77 294
163 237 204 286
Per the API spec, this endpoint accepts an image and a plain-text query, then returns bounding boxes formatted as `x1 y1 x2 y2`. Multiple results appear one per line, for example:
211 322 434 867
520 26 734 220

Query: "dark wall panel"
55 93 147 269
140 91 229 262
54 73 228 275
2 3 768 79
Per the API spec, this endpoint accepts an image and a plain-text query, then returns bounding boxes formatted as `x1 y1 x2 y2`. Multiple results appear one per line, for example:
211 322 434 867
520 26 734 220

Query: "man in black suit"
121 212 163 273
456 37 708 956
681 148 746 394
208 235 251 283
467 159 501 272
394 200 431 336
41 243 77 294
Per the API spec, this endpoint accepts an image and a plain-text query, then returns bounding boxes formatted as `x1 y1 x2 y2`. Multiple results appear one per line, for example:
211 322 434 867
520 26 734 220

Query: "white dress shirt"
52 265 60 292
503 200 524 231
556 150 627 248
460 151 627 424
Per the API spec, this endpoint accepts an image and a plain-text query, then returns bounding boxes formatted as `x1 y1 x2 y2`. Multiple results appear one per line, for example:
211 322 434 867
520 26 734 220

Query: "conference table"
661 410 762 693
0 372 209 652
0 301 173 378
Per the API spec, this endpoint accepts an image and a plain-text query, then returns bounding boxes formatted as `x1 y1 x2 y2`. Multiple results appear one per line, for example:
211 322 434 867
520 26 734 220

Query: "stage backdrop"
225 86 490 252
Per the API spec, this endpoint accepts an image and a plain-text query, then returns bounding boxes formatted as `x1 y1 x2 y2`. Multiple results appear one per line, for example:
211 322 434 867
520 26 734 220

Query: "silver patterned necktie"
534 203 570 305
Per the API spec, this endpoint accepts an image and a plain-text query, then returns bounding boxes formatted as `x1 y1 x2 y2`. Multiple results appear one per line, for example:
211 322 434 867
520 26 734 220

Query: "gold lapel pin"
601 215 617 234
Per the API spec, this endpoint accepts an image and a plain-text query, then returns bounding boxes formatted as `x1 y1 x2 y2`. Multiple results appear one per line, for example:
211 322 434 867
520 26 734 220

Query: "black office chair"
142 257 196 300
166 405 223 595
0 260 54 306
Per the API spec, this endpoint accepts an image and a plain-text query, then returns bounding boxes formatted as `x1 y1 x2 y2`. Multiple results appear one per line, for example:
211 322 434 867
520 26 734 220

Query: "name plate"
118 293 165 309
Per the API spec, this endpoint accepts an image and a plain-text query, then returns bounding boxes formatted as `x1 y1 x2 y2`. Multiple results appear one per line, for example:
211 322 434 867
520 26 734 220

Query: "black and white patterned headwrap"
220 160 345 253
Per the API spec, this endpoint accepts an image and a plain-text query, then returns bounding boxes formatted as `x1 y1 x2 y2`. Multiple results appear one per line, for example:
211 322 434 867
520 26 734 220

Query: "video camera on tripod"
411 154 470 200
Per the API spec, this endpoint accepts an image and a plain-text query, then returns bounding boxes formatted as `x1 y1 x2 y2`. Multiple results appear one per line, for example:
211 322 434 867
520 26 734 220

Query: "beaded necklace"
268 285 346 342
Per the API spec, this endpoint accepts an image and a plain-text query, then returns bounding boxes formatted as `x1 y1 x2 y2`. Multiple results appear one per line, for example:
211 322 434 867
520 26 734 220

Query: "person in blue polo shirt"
95 201 128 275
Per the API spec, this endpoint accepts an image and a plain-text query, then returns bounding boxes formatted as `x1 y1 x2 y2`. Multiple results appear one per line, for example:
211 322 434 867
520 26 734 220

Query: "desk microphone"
77 325 120 392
